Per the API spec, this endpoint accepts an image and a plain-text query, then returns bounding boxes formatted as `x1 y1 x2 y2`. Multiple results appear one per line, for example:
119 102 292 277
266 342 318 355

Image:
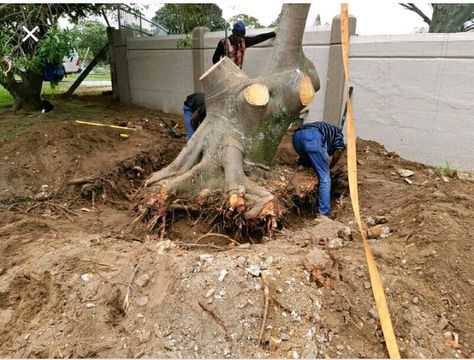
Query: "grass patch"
0 70 111 108
435 162 458 178
0 118 32 143
0 85 14 108
0 94 112 143
64 72 111 82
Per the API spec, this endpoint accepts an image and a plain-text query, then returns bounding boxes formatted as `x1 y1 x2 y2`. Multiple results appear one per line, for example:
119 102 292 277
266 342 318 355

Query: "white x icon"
22 26 39 43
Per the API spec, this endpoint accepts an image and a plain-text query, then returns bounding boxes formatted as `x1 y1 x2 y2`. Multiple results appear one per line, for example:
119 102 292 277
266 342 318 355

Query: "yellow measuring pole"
75 120 137 131
340 4 401 359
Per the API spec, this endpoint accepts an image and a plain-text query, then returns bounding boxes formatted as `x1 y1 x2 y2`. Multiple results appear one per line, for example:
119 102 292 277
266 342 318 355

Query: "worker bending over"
183 92 206 139
292 120 345 217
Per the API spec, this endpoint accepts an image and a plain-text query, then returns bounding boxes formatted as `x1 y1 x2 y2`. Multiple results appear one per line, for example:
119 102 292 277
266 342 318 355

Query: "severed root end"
260 201 277 217
244 83 270 106
131 184 284 241
299 75 315 106
243 195 281 219
229 191 245 211
131 165 319 241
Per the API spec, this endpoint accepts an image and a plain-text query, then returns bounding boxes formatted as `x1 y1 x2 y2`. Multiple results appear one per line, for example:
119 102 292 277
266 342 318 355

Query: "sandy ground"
0 95 473 358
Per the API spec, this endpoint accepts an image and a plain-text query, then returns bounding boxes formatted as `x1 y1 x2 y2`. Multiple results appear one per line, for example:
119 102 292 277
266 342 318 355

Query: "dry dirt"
0 95 473 358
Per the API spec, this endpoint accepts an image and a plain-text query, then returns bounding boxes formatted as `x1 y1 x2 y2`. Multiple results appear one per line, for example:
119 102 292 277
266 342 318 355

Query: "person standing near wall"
212 21 276 69
183 93 206 139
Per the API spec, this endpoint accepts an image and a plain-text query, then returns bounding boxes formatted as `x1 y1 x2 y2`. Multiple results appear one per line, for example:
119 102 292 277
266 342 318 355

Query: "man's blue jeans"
183 105 194 139
292 128 331 216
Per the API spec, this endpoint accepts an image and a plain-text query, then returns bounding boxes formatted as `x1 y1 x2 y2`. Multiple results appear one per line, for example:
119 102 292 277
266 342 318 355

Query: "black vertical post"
117 6 121 28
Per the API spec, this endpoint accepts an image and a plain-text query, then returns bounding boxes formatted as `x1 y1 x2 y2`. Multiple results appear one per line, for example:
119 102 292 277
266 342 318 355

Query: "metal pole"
117 6 121 29
339 86 353 130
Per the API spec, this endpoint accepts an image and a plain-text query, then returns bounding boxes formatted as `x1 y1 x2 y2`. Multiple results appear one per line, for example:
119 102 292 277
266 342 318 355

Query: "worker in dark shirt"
212 21 276 69
183 92 206 139
292 120 346 216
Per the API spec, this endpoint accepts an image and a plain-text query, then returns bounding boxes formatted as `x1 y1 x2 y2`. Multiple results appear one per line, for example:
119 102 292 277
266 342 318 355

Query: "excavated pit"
1 96 473 358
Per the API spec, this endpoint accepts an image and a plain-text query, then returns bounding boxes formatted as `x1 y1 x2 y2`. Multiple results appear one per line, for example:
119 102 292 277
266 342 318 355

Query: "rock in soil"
135 273 150 287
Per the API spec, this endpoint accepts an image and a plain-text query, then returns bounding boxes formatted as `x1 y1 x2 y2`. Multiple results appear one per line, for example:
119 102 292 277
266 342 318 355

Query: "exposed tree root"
67 151 163 209
174 241 228 251
132 163 318 242
198 301 231 342
25 201 79 221
196 232 240 246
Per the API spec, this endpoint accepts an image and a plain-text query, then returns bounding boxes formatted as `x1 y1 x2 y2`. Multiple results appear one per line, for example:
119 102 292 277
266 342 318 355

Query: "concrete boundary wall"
126 35 194 113
112 16 356 121
111 25 473 171
350 32 474 171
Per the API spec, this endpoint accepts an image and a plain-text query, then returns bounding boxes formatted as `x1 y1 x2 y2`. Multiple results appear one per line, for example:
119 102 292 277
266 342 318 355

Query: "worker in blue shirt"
292 120 346 216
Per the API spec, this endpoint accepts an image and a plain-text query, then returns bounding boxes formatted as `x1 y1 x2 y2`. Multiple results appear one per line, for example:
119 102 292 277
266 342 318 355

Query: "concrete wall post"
192 27 210 93
323 15 356 126
109 28 133 104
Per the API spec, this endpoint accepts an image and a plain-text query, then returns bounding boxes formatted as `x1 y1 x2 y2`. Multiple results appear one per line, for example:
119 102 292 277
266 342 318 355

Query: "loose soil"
0 95 473 358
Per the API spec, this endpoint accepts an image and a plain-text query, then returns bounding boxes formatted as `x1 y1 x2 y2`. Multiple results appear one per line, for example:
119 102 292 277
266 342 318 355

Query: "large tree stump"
133 4 320 239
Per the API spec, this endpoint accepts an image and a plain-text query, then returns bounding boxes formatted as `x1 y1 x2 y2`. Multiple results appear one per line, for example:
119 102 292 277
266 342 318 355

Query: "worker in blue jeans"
292 121 345 216
183 93 206 139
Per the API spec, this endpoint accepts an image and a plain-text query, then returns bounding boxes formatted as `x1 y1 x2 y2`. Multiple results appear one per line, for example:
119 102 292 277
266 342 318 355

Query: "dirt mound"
1 97 473 358
0 119 184 203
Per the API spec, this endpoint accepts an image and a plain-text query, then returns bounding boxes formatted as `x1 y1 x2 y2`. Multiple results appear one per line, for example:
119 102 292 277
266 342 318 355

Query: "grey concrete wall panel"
127 48 194 114
127 34 187 50
350 33 474 58
350 33 474 171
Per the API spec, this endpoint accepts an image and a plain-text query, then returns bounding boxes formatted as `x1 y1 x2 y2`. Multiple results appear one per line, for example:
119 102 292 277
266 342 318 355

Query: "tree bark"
1 66 43 110
400 3 474 33
136 4 320 235
429 4 474 33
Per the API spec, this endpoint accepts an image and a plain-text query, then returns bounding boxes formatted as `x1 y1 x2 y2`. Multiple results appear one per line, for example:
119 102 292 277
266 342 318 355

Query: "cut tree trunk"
134 4 320 238
1 66 43 111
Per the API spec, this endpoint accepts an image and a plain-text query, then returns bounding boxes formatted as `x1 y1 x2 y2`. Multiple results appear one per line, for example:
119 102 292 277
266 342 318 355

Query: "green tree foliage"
36 29 73 70
228 14 262 29
0 4 115 110
400 3 474 32
313 14 321 26
70 20 108 62
152 4 226 34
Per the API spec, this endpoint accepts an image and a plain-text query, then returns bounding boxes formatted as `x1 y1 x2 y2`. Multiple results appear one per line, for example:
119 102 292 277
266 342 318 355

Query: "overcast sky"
139 2 433 35
59 2 433 35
